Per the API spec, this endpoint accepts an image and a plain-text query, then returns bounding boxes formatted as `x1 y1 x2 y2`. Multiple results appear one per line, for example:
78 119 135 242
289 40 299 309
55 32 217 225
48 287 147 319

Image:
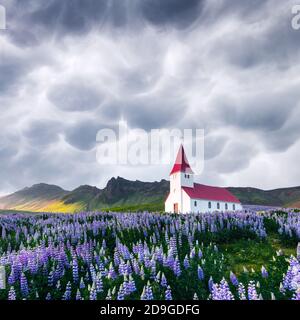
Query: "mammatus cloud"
0 0 300 194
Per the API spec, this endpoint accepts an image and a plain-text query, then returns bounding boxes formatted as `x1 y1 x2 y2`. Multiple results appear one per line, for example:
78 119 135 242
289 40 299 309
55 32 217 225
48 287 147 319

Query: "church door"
173 203 179 213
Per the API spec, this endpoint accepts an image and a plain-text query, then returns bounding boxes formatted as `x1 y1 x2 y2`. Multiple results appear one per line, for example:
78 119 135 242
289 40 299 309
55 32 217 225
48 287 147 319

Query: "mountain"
0 183 70 211
0 178 169 213
0 178 300 213
227 186 300 208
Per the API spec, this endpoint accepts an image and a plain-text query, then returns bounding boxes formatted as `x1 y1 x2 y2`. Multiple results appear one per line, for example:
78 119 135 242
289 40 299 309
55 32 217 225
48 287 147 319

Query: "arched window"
194 201 197 207
208 202 212 209
225 203 228 210
217 203 220 210
233 204 236 211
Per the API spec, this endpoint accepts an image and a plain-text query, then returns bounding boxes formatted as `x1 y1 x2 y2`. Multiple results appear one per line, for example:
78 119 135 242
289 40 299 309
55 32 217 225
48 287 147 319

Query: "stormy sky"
1 0 300 194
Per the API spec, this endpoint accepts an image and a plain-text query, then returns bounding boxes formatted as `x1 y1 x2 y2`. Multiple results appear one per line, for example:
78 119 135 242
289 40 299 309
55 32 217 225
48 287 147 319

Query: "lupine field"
0 209 300 300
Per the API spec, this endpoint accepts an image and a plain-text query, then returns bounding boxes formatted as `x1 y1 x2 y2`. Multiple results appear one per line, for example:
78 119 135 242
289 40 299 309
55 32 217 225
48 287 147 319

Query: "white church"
165 145 243 214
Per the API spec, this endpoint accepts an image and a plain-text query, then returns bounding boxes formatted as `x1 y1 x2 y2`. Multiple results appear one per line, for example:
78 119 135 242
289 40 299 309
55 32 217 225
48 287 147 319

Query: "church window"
217 203 220 209
233 204 236 210
225 203 228 210
208 202 211 209
194 201 197 206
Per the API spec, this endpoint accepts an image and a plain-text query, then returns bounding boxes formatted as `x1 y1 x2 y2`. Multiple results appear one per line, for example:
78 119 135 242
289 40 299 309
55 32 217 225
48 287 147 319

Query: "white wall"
189 198 243 213
165 188 192 213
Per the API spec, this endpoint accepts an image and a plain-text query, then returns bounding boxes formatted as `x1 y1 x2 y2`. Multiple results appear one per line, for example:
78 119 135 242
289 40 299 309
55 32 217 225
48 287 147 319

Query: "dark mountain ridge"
0 178 299 213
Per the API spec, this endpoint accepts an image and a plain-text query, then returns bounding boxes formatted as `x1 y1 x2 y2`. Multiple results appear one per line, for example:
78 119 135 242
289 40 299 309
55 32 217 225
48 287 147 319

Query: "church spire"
170 144 194 175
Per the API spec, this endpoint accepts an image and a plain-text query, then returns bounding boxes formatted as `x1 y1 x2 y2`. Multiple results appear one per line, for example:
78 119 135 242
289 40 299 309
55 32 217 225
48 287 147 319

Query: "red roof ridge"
182 183 241 204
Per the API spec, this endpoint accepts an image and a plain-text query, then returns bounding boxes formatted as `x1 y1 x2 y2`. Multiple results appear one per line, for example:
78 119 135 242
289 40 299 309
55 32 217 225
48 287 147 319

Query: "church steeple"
170 144 194 175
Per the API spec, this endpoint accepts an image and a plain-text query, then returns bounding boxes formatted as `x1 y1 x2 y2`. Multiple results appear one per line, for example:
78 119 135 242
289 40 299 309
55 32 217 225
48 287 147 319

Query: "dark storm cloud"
217 19 300 70
23 120 61 146
140 0 204 29
3 0 206 48
204 135 228 161
28 0 108 33
64 120 116 151
0 55 29 94
3 0 108 46
212 92 296 133
124 95 187 130
213 142 258 174
48 81 104 112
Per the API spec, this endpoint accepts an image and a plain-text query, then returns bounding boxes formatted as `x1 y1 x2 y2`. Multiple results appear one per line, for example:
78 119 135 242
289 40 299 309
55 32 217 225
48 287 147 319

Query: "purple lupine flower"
48 271 54 287
128 275 137 293
72 259 79 283
145 282 154 300
165 286 172 300
230 271 239 286
20 272 29 297
261 266 268 278
292 289 300 300
211 278 234 300
208 276 214 293
117 284 125 300
297 243 300 261
8 271 16 286
8 287 16 300
108 262 116 280
89 283 97 300
62 282 72 300
141 282 153 300
247 281 259 300
238 283 246 300
45 293 52 300
173 257 181 277
190 247 196 259
183 255 190 269
161 273 168 287
79 278 85 289
95 276 103 293
197 265 204 280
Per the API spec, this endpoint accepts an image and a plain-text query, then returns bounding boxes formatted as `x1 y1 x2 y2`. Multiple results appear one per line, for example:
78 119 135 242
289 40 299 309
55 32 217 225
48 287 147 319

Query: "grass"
102 202 165 212
41 200 86 213
220 233 296 275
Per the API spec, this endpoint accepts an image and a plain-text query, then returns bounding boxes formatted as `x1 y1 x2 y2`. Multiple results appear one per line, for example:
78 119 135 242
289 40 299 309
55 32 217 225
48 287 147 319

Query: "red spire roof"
182 183 241 204
170 144 194 175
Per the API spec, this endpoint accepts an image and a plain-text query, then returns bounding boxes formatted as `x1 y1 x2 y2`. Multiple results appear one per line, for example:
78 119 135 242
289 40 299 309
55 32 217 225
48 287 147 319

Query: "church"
165 145 243 214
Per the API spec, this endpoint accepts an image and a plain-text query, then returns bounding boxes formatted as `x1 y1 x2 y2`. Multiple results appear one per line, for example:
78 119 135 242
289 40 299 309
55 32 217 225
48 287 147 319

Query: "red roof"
182 183 241 203
170 145 194 175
